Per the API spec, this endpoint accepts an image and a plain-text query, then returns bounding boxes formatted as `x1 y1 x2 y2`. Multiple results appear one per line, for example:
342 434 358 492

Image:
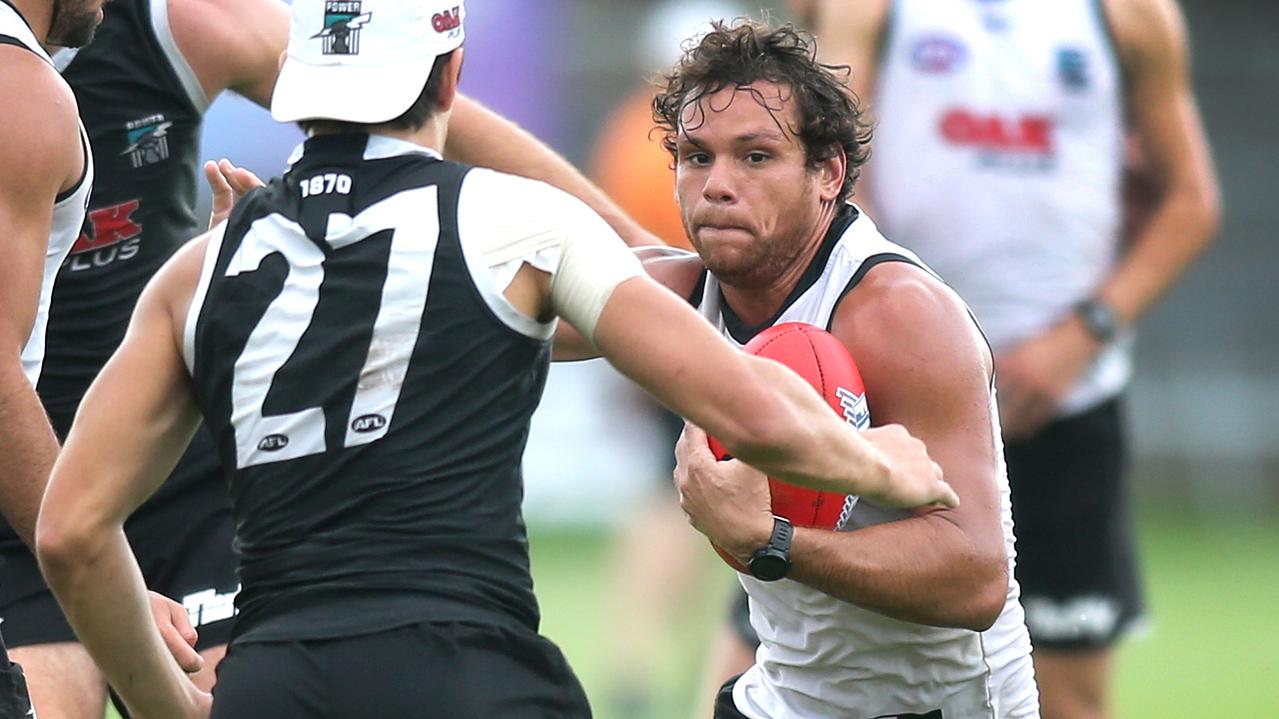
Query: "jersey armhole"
54 129 92 204
1091 0 1127 98
148 0 210 113
455 172 558 342
183 223 229 374
826 252 997 389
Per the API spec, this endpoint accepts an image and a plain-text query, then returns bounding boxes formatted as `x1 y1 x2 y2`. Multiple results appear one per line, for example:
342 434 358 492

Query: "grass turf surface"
105 511 1278 718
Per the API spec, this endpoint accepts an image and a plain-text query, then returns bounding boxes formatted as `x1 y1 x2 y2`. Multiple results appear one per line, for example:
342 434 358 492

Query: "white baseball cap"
272 0 467 124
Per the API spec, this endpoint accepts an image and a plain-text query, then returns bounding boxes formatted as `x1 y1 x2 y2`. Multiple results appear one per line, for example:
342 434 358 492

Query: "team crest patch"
122 114 172 168
313 1 372 55
911 34 966 74
1057 47 1090 91
836 386 871 430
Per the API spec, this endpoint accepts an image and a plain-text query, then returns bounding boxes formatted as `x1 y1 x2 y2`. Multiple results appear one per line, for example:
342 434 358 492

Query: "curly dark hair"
653 20 872 205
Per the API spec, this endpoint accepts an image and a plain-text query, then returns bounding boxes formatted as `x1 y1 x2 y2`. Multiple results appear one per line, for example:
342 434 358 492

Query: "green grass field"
105 510 1279 718
529 511 1279 719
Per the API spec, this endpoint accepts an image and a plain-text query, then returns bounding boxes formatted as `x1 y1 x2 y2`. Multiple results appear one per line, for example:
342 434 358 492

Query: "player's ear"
435 48 464 113
815 145 847 204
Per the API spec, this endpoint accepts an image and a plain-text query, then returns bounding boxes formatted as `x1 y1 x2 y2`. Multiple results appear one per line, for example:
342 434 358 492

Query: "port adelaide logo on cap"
313 1 372 55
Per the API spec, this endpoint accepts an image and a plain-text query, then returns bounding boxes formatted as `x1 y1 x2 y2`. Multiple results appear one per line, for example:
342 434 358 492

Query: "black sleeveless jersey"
0 0 216 550
190 134 552 643
37 0 206 434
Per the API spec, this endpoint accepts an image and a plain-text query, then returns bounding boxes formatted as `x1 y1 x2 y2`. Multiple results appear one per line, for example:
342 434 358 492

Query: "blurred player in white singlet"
801 0 1220 716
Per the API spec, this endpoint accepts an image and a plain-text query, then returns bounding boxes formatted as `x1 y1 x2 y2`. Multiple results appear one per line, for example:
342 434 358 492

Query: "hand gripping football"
706 322 870 571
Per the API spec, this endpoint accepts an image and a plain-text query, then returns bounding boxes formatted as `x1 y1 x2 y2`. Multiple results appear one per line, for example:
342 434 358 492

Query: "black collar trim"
720 205 859 344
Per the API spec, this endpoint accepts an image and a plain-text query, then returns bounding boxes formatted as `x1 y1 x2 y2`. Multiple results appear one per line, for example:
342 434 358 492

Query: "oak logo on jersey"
1056 47 1090 92
940 108 1056 171
314 1 371 55
122 114 173 168
911 34 966 74
65 199 143 273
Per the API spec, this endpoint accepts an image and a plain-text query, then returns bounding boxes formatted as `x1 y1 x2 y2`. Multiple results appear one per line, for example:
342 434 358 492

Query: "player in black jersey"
35 2 953 717
4 0 706 717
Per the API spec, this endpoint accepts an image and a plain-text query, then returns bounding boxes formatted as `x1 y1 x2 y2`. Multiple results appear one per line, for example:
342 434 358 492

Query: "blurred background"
197 1 1278 716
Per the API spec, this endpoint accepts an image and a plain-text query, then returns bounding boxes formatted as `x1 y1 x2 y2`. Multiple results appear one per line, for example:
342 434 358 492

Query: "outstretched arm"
446 96 662 247
38 235 213 719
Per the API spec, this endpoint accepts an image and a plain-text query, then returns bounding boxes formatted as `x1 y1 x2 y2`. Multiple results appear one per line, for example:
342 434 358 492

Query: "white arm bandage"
457 169 644 342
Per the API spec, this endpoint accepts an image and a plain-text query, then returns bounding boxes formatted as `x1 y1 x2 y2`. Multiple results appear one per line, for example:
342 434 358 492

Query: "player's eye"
682 151 711 167
745 152 770 165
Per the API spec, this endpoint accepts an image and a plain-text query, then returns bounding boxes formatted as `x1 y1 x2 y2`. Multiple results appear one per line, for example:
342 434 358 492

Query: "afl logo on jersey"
911 34 966 74
313 1 371 55
257 434 290 452
351 414 387 434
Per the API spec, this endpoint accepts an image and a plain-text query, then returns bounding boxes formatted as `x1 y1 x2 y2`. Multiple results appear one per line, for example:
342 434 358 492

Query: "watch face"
749 552 790 582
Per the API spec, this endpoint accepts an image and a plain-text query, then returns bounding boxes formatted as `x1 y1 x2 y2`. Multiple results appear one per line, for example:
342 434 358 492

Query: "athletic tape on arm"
465 170 642 342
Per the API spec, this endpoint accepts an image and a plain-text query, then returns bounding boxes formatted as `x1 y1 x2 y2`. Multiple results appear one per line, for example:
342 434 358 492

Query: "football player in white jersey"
796 1 1221 716
642 20 1040 718
0 0 103 713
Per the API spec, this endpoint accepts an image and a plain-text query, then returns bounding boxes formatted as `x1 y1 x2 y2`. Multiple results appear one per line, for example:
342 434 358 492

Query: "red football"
706 322 871 572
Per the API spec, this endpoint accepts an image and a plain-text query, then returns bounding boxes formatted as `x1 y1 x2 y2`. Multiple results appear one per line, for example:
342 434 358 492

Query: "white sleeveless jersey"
868 0 1127 415
698 210 1039 718
1 3 94 386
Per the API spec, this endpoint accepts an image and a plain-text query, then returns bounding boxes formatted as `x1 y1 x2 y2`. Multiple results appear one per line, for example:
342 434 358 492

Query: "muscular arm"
784 265 1008 629
588 274 953 508
37 236 210 717
1098 0 1221 325
0 50 83 548
168 0 290 108
446 96 661 247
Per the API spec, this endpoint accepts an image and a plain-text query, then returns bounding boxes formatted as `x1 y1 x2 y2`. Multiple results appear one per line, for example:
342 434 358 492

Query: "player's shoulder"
147 224 220 324
840 260 961 321
0 46 81 188
636 247 705 301
832 261 990 374
167 0 288 102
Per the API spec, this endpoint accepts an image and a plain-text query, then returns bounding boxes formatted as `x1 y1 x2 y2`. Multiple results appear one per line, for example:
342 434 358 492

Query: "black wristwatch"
748 516 794 582
1075 297 1120 343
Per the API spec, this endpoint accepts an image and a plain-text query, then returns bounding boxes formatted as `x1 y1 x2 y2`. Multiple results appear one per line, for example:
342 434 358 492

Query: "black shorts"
0 471 238 651
713 674 749 719
1007 396 1145 650
210 622 592 718
0 638 33 719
